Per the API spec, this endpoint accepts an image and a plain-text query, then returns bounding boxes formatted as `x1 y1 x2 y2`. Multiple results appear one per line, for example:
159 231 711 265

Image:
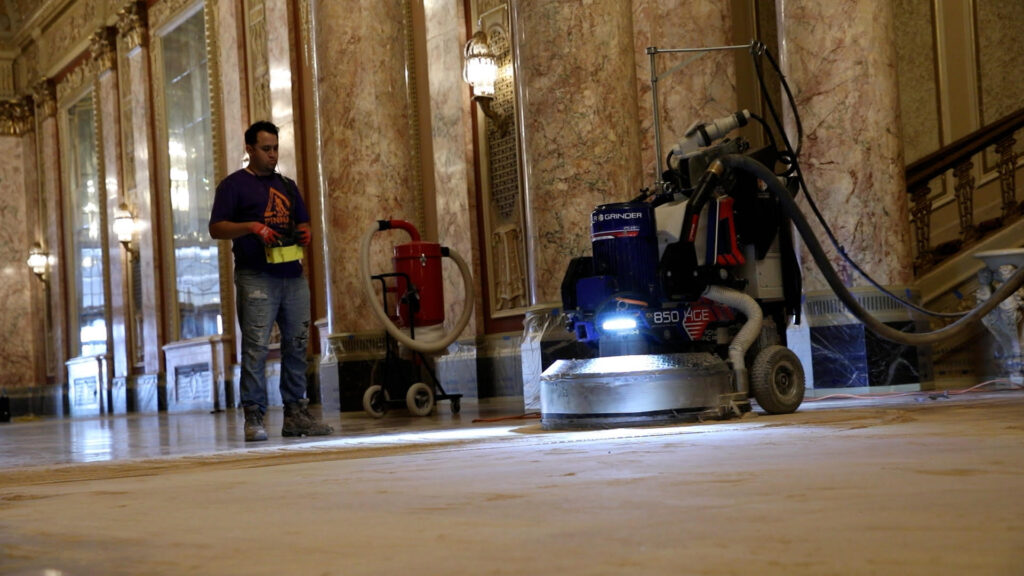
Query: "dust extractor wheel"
750 345 805 414
406 382 434 416
362 385 387 418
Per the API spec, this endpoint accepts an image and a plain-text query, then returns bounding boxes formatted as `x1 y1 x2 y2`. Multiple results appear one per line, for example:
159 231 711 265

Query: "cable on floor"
472 412 541 423
805 379 1023 402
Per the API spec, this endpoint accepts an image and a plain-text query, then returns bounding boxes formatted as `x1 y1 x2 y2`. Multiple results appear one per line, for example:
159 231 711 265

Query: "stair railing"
907 108 1024 274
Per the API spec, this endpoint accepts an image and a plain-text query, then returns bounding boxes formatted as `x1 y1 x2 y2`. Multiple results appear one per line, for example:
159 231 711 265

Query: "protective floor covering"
1 389 1023 575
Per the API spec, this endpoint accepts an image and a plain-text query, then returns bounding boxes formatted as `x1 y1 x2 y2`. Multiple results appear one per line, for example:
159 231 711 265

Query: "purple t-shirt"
210 169 311 277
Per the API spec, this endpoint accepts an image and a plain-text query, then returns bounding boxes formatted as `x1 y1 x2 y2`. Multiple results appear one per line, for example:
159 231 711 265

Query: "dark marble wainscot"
810 321 928 388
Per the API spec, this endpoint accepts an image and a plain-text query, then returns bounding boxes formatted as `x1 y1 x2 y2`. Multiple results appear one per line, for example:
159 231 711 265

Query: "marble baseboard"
129 375 161 413
335 358 377 412
1 384 66 419
319 333 548 413
474 336 523 399
228 362 295 410
810 321 931 388
109 378 128 414
165 362 219 413
0 375 167 420
327 352 470 413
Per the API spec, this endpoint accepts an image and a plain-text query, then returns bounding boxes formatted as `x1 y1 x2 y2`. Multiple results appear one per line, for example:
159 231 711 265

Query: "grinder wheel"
750 345 805 414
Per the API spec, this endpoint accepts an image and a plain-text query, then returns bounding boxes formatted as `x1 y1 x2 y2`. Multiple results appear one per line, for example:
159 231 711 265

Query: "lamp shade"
463 31 498 97
113 203 136 245
27 244 48 276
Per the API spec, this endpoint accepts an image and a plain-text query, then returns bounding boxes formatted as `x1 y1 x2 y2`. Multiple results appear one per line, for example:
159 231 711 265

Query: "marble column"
511 0 642 306
117 3 165 398
311 1 424 332
775 0 912 291
20 115 44 392
0 105 35 397
423 0 478 338
632 0 741 185
33 80 69 394
93 28 129 392
775 0 917 389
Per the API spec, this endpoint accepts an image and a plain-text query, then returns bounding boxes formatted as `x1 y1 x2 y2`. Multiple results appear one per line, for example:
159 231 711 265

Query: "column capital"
117 1 148 52
31 78 55 119
90 27 118 72
0 98 33 136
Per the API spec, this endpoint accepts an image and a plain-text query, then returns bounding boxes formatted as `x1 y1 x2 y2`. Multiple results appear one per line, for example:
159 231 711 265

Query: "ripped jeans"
235 269 311 413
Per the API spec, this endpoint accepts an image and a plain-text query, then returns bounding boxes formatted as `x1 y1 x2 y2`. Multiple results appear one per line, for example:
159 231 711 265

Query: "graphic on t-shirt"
264 185 291 228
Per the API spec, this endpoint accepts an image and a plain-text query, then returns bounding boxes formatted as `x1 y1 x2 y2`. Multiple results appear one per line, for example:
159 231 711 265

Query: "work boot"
243 405 268 442
282 399 334 437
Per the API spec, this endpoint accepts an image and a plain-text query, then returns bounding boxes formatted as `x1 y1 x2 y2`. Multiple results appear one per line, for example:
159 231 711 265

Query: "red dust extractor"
359 219 474 418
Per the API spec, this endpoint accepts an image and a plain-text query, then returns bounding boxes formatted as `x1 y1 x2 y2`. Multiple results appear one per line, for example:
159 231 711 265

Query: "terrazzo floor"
1 384 1022 575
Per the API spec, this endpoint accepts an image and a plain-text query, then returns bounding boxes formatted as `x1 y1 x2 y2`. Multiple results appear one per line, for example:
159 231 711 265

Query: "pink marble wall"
977 0 1024 127
776 0 913 291
423 0 479 338
312 0 422 332
0 135 36 388
511 0 643 305
218 0 247 170
894 0 939 164
633 0 740 185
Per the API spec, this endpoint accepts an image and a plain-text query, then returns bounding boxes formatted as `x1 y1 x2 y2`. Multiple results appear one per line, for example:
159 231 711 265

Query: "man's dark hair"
245 120 279 145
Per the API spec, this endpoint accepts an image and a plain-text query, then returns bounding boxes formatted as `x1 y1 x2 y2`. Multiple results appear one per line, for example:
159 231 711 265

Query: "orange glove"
249 223 280 244
296 226 311 246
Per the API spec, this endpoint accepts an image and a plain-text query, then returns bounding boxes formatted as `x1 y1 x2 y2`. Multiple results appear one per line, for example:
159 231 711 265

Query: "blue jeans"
235 269 311 413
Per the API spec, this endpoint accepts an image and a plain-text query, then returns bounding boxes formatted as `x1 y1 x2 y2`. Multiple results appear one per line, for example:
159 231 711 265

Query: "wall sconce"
463 30 509 135
27 243 49 283
113 202 139 260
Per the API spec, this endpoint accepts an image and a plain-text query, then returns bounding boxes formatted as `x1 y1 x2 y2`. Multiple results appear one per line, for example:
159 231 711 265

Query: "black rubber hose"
718 154 1024 346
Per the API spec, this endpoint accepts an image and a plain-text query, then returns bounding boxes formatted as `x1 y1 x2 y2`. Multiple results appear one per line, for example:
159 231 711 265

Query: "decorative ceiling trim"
14 0 78 48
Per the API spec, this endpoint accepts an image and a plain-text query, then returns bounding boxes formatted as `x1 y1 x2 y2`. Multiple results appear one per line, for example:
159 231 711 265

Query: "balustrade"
907 109 1024 274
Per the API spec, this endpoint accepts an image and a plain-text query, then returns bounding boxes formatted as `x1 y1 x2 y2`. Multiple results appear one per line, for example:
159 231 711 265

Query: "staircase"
909 108 1024 386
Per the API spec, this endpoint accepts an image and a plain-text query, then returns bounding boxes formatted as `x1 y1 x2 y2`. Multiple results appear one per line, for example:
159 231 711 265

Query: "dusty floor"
1 386 1023 575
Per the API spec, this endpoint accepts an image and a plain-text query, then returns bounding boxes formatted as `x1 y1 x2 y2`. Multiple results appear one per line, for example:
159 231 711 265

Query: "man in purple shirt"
210 120 333 441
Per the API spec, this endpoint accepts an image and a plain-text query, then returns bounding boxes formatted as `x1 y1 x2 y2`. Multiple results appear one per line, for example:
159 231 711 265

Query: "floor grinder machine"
542 44 807 429
544 115 804 428
543 42 1024 429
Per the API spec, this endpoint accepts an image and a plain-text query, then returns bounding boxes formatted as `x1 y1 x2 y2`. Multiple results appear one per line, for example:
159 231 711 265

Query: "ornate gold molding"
117 1 148 52
403 0 424 228
31 78 56 118
40 0 104 71
205 3 225 181
299 0 311 67
56 60 99 103
90 27 118 73
0 99 34 136
149 0 198 31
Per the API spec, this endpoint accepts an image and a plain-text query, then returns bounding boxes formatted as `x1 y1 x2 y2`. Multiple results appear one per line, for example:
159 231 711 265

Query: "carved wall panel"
245 0 271 122
39 0 104 73
474 2 527 317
